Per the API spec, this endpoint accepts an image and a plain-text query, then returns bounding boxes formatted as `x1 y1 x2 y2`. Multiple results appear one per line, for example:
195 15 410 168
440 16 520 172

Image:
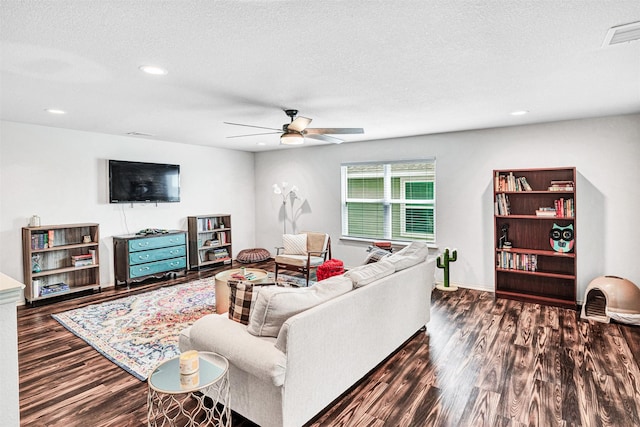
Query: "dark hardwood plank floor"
18 261 640 426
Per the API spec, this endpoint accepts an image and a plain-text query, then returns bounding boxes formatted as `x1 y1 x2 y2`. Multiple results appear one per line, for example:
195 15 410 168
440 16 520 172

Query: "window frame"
341 159 436 244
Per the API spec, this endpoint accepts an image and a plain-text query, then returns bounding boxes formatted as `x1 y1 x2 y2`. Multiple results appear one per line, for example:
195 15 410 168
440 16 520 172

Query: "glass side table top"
149 352 228 394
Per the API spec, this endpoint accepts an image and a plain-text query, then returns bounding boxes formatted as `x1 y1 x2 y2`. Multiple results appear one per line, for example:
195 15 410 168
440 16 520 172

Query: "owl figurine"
549 223 574 253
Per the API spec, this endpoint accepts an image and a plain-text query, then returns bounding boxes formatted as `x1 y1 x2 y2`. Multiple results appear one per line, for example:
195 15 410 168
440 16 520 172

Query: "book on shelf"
494 193 511 215
548 180 574 191
496 251 537 272
494 172 533 192
40 282 70 296
536 207 556 217
554 198 574 218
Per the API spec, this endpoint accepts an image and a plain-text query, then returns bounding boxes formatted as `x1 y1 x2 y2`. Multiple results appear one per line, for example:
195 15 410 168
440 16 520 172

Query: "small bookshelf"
22 223 100 304
187 215 232 270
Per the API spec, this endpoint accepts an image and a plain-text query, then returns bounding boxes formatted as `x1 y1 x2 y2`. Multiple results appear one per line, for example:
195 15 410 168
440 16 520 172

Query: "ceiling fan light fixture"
280 132 304 145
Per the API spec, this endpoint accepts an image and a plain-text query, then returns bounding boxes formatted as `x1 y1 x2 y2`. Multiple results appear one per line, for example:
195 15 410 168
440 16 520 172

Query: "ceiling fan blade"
226 131 281 139
304 127 364 135
288 116 312 132
223 121 282 131
305 134 345 144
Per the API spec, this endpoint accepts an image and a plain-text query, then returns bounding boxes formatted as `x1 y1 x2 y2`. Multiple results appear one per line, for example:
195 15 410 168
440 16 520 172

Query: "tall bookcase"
22 223 100 304
187 214 232 270
493 167 576 308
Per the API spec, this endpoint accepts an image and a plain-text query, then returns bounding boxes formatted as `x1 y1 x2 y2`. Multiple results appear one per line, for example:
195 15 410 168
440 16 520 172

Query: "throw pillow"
385 241 429 270
282 234 307 255
227 279 298 325
228 280 280 325
364 248 391 264
228 280 259 325
344 260 395 288
248 274 353 338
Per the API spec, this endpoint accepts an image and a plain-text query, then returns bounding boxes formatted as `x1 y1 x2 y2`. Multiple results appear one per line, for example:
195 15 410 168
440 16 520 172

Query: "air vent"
603 21 640 46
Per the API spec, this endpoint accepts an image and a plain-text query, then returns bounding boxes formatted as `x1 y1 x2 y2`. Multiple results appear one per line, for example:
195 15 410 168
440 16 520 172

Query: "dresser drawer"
128 245 187 265
128 233 186 252
129 257 187 278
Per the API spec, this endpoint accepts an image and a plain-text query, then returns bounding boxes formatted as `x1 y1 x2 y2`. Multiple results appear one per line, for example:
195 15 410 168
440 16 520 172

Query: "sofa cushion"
248 274 353 337
384 241 429 270
344 260 395 288
283 234 307 255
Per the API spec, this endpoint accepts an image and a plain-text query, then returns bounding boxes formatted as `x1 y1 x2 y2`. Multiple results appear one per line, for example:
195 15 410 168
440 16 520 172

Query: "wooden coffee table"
214 268 270 314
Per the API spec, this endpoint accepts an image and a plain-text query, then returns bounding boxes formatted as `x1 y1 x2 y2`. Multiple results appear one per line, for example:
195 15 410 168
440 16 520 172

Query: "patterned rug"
52 278 216 381
51 274 312 381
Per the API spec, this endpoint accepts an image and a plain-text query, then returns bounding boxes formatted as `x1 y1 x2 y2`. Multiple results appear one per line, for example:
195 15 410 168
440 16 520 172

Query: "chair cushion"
248 275 353 338
275 254 325 267
345 260 395 288
283 234 307 255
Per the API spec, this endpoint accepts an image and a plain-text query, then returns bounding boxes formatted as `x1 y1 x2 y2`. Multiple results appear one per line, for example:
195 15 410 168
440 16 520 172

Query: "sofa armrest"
185 314 287 386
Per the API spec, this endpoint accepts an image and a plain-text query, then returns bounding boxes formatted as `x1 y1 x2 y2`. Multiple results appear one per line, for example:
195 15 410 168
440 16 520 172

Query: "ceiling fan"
224 109 364 145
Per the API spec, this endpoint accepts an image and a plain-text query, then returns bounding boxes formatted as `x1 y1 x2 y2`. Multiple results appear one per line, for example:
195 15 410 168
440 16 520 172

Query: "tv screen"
109 160 180 203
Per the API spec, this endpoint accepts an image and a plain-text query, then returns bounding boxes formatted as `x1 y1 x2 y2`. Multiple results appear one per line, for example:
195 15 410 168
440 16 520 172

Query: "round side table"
147 351 230 427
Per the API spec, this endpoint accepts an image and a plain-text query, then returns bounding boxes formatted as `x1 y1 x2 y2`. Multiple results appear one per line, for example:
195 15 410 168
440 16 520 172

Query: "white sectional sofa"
179 242 435 427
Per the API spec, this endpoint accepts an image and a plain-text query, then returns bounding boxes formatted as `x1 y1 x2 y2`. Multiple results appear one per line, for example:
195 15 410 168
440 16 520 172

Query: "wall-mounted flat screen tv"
109 160 180 203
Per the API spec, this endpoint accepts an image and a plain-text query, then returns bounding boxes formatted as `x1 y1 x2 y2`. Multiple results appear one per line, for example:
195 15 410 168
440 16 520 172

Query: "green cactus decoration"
436 248 458 291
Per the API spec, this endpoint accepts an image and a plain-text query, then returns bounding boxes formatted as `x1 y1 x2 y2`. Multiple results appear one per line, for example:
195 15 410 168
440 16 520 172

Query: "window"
341 159 436 243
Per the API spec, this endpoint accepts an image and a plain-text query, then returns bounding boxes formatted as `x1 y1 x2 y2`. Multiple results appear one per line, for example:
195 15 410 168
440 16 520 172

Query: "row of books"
548 180 574 191
494 172 533 192
496 251 538 272
204 247 230 262
200 231 227 246
30 230 55 249
198 218 225 231
495 193 511 215
554 198 574 218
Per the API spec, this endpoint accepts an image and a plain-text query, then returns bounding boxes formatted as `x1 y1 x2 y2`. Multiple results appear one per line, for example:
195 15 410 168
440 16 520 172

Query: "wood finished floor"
17 260 640 427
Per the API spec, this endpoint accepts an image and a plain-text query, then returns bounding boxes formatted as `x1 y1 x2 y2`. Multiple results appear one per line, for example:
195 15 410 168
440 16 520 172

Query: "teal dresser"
113 231 187 286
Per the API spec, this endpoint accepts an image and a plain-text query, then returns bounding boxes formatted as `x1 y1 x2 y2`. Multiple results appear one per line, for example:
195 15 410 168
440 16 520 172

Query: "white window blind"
341 159 436 243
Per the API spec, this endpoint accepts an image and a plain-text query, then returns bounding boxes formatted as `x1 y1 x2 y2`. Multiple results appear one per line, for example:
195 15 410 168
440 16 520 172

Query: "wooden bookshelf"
22 223 100 304
493 167 577 308
187 215 232 270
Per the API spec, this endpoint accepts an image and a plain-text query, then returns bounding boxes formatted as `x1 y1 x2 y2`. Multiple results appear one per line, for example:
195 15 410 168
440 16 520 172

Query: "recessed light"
257 142 266 146
510 110 529 116
139 65 168 75
45 108 66 114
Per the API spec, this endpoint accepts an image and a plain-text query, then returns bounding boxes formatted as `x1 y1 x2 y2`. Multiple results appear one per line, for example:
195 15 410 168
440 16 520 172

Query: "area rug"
52 278 216 381
52 274 313 381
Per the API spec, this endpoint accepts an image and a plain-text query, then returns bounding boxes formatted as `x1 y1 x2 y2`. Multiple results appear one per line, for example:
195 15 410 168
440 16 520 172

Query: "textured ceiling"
1 1 639 152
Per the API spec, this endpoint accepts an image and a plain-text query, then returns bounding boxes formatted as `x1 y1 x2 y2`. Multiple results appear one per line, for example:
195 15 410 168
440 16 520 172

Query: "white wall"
255 114 640 302
0 121 256 292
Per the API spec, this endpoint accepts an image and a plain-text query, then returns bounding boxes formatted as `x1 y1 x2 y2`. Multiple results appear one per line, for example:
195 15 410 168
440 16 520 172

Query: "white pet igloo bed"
581 275 640 325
